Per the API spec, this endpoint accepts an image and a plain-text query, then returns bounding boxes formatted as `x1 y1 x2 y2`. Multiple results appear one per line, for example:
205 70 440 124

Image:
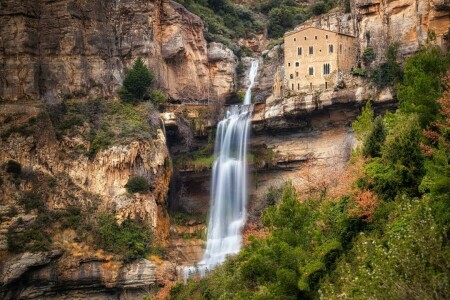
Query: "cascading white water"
184 59 259 281
244 60 259 105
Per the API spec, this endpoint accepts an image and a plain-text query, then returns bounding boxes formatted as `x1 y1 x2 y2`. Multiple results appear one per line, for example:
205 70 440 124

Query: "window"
296 72 299 77
288 63 291 67
298 83 300 90
304 36 307 40
329 44 333 53
290 74 294 79
323 63 331 75
315 36 318 40
325 82 328 89
298 47 302 55
309 46 314 55
326 34 328 39
309 67 314 76
292 84 294 90
295 62 299 67
294 38 297 42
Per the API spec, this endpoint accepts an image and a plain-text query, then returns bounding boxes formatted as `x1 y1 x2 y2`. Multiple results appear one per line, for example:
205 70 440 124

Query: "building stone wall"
284 27 356 93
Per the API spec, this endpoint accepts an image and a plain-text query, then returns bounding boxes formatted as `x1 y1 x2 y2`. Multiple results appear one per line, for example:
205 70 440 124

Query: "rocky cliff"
0 101 174 298
0 0 237 103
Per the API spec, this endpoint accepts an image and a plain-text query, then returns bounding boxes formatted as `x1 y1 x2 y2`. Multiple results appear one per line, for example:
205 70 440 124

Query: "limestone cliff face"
0 103 174 298
0 116 172 241
354 0 449 58
0 0 236 102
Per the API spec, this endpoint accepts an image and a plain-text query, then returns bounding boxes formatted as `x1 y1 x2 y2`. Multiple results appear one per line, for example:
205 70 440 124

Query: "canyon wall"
0 0 236 103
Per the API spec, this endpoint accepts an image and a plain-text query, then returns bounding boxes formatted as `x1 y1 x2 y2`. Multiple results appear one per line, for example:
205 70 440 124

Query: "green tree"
120 58 153 102
352 100 374 142
363 116 386 157
397 46 449 127
268 6 294 38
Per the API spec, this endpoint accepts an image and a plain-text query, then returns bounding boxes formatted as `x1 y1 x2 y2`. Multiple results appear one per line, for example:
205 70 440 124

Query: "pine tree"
119 57 153 102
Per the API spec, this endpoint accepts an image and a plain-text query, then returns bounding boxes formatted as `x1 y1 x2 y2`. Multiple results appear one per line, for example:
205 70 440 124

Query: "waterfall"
183 59 259 280
244 60 259 105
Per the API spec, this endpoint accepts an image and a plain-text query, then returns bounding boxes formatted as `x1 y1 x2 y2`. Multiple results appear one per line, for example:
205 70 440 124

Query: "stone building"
283 27 357 92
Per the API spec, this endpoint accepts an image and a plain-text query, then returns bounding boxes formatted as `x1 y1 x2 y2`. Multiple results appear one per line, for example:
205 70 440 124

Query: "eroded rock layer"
0 0 236 102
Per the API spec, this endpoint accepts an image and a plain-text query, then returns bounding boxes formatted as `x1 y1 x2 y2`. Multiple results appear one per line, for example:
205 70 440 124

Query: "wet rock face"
0 0 236 102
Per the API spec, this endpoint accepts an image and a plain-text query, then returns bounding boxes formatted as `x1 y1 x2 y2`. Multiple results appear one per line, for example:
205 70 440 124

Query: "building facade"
284 27 356 92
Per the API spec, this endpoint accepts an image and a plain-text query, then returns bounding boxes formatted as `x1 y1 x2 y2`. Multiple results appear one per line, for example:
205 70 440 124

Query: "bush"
94 214 152 261
125 176 150 193
6 160 21 176
370 43 403 88
150 89 168 106
352 68 367 76
362 47 376 65
19 191 45 213
120 58 154 102
311 1 327 15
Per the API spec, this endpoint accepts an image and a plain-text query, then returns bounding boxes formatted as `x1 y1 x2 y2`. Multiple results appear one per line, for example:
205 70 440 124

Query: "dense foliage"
176 0 337 49
370 43 403 88
93 214 153 261
125 176 151 194
176 0 262 55
171 46 450 299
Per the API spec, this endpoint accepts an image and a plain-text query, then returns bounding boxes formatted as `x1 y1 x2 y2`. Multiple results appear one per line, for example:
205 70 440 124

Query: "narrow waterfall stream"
184 59 259 280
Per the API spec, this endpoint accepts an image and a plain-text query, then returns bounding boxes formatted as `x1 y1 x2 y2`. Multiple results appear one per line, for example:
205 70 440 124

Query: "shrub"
362 47 376 65
311 1 327 15
125 176 150 193
120 58 154 102
94 214 152 261
370 43 403 88
18 191 45 213
6 160 21 176
150 89 168 106
352 68 367 76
